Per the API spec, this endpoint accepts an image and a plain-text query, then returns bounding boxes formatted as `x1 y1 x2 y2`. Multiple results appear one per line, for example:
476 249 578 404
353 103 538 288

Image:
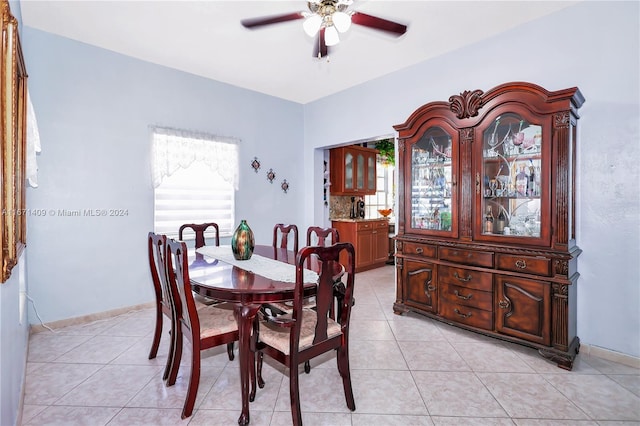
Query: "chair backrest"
294 243 355 347
273 223 299 255
178 222 220 249
306 226 340 247
166 239 199 342
148 232 171 313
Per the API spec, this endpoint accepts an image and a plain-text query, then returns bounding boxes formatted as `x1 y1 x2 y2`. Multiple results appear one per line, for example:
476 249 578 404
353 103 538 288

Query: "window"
151 127 238 240
365 156 395 218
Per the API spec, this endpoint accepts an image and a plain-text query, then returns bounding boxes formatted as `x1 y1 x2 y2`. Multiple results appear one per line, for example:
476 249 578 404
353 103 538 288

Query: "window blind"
152 130 236 240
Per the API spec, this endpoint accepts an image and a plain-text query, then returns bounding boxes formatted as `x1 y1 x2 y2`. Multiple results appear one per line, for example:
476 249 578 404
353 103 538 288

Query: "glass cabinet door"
356 152 365 190
409 126 455 234
344 151 354 190
367 153 376 192
480 112 543 238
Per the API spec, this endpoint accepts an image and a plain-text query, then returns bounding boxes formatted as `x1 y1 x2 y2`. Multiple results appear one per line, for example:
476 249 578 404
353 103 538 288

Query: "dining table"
187 244 322 425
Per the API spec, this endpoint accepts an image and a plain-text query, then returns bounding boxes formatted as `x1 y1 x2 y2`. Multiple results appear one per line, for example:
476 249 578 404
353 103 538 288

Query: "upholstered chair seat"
258 308 342 354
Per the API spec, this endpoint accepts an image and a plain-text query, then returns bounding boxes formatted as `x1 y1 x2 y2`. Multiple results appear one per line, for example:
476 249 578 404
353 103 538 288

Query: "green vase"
231 219 255 260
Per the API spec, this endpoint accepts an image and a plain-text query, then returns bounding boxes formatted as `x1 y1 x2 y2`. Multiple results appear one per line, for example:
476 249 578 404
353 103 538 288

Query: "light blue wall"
21 27 305 323
304 1 640 358
0 254 28 426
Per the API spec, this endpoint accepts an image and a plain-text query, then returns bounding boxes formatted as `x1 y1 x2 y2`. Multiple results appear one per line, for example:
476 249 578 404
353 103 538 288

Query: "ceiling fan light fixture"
325 25 340 46
241 0 406 58
303 14 323 36
332 11 351 33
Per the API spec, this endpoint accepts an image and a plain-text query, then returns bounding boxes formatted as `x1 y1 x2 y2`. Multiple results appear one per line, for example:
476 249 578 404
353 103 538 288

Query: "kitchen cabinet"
393 82 584 370
330 145 377 195
332 219 388 272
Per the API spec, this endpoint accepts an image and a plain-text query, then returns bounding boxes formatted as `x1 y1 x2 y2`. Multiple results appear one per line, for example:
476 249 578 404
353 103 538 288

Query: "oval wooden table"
188 245 319 425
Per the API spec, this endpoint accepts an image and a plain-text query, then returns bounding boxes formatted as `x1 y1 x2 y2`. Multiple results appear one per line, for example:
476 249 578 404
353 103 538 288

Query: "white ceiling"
19 1 578 104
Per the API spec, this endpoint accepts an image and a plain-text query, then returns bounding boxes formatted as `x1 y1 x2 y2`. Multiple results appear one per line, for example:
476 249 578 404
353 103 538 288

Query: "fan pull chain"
317 36 329 62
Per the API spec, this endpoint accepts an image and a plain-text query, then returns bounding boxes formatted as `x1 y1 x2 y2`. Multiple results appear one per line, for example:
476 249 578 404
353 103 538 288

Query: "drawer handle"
453 272 472 282
424 283 436 300
499 299 511 309
515 259 527 269
415 247 424 254
454 290 472 300
454 308 472 319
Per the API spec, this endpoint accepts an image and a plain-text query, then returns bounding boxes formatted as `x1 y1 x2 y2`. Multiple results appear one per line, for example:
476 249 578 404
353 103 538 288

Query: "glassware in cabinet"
480 112 543 238
409 125 457 235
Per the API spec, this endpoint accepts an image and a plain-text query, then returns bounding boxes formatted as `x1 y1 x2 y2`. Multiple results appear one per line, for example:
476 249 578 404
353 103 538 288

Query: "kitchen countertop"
331 217 390 222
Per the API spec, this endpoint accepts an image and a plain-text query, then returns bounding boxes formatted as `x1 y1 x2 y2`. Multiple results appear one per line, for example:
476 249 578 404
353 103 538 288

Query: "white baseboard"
581 343 640 369
29 302 154 334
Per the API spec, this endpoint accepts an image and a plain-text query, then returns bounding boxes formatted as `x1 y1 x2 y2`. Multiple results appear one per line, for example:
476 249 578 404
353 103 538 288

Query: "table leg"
235 303 261 426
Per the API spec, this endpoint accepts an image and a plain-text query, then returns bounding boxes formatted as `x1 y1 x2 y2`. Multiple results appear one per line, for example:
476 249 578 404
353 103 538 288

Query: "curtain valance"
151 126 239 190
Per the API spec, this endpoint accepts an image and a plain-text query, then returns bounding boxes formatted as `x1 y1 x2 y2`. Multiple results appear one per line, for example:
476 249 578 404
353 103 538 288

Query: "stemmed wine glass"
488 179 498 197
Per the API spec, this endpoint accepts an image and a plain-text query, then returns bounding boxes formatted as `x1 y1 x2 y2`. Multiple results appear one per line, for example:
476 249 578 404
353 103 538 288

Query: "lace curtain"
151 126 239 190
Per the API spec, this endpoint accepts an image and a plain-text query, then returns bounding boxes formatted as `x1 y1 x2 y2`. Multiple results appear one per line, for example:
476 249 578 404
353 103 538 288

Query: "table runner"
196 245 319 284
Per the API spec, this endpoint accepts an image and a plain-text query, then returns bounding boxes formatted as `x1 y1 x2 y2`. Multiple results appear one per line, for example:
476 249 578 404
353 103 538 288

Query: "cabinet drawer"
374 221 389 230
403 242 437 259
357 222 374 231
438 265 493 291
496 254 551 276
440 247 493 268
440 303 493 330
441 282 493 312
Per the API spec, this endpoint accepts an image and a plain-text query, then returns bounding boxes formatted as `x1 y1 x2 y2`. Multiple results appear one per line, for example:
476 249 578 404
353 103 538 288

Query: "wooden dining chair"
266 226 342 374
306 226 339 247
271 226 342 316
178 222 220 248
179 222 223 304
165 239 240 419
273 223 299 255
147 232 175 380
254 243 357 426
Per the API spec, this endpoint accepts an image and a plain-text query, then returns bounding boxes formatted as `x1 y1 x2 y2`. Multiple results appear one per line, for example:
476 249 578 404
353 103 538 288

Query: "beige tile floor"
21 265 640 425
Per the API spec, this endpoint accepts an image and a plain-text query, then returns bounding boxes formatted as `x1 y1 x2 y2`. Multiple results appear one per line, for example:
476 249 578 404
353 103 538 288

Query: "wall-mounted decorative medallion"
251 157 261 173
281 179 290 193
266 168 276 183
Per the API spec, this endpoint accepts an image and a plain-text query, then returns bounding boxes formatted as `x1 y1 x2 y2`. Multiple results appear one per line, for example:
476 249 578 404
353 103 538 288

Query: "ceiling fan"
241 0 408 59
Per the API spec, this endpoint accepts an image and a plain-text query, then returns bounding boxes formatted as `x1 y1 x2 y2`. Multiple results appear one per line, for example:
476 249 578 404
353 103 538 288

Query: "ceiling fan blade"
241 12 304 28
350 12 407 36
313 28 329 59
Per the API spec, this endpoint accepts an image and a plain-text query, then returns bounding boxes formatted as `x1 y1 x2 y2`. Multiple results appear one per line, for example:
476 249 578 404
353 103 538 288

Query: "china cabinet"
332 219 388 272
393 82 584 369
330 145 377 195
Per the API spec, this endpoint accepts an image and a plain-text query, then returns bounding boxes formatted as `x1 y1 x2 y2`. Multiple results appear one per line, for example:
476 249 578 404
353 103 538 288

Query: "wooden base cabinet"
393 83 584 370
332 219 389 272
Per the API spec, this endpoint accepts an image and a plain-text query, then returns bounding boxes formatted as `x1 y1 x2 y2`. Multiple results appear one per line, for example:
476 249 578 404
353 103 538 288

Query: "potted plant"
375 139 395 166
